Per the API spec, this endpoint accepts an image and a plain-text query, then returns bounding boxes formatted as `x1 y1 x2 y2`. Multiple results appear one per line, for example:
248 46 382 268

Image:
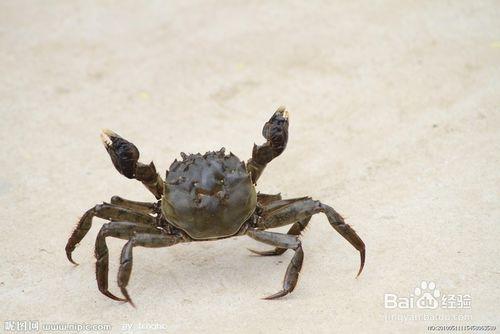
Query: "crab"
65 107 365 306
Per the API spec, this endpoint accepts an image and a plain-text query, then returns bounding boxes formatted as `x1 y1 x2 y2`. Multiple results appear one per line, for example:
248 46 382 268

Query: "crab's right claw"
261 106 289 158
100 129 139 179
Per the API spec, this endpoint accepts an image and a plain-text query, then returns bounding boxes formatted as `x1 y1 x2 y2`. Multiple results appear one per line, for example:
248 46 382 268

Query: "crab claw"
251 106 289 167
100 129 139 179
261 106 289 158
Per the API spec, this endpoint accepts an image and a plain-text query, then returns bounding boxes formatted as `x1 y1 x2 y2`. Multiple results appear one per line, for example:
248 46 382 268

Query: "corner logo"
384 281 471 310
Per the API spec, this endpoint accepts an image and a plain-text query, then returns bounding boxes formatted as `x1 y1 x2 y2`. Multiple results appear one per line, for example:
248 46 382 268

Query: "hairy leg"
247 107 289 184
247 228 303 299
65 203 155 264
101 129 164 199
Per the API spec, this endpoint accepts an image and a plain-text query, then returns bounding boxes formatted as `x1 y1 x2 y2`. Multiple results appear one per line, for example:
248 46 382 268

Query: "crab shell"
161 148 257 240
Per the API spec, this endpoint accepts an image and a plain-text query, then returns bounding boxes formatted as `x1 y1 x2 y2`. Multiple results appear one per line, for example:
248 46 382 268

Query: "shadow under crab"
65 107 365 306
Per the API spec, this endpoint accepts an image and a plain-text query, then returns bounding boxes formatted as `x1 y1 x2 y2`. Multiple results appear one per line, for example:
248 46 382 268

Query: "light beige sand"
1 1 499 333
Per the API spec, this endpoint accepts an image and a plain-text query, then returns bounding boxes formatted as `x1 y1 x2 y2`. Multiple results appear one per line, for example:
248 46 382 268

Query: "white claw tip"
276 106 289 119
100 129 113 147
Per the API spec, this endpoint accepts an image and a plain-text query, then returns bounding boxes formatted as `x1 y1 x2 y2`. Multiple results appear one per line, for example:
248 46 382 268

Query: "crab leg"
248 217 310 256
94 221 161 302
110 196 158 215
247 228 303 299
256 192 282 206
117 232 187 307
257 197 365 278
65 203 155 264
247 107 289 184
100 129 164 199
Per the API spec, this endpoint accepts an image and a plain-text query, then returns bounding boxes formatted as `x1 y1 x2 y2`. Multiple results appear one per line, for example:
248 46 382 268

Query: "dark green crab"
65 107 365 306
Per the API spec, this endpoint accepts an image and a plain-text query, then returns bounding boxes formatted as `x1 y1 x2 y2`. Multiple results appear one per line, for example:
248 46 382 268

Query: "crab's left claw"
100 129 140 179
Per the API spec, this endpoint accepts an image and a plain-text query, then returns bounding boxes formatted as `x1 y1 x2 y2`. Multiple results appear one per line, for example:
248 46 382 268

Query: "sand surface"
1 1 499 333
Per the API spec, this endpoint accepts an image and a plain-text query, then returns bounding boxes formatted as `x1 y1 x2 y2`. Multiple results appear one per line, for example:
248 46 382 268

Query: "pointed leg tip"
102 291 126 302
66 252 79 265
120 288 136 307
356 264 364 278
247 248 266 256
356 269 362 278
262 290 289 300
356 249 366 278
247 248 281 257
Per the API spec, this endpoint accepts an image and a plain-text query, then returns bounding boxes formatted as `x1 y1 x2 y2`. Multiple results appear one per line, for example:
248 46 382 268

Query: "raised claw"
247 107 290 183
261 106 289 158
100 129 139 179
